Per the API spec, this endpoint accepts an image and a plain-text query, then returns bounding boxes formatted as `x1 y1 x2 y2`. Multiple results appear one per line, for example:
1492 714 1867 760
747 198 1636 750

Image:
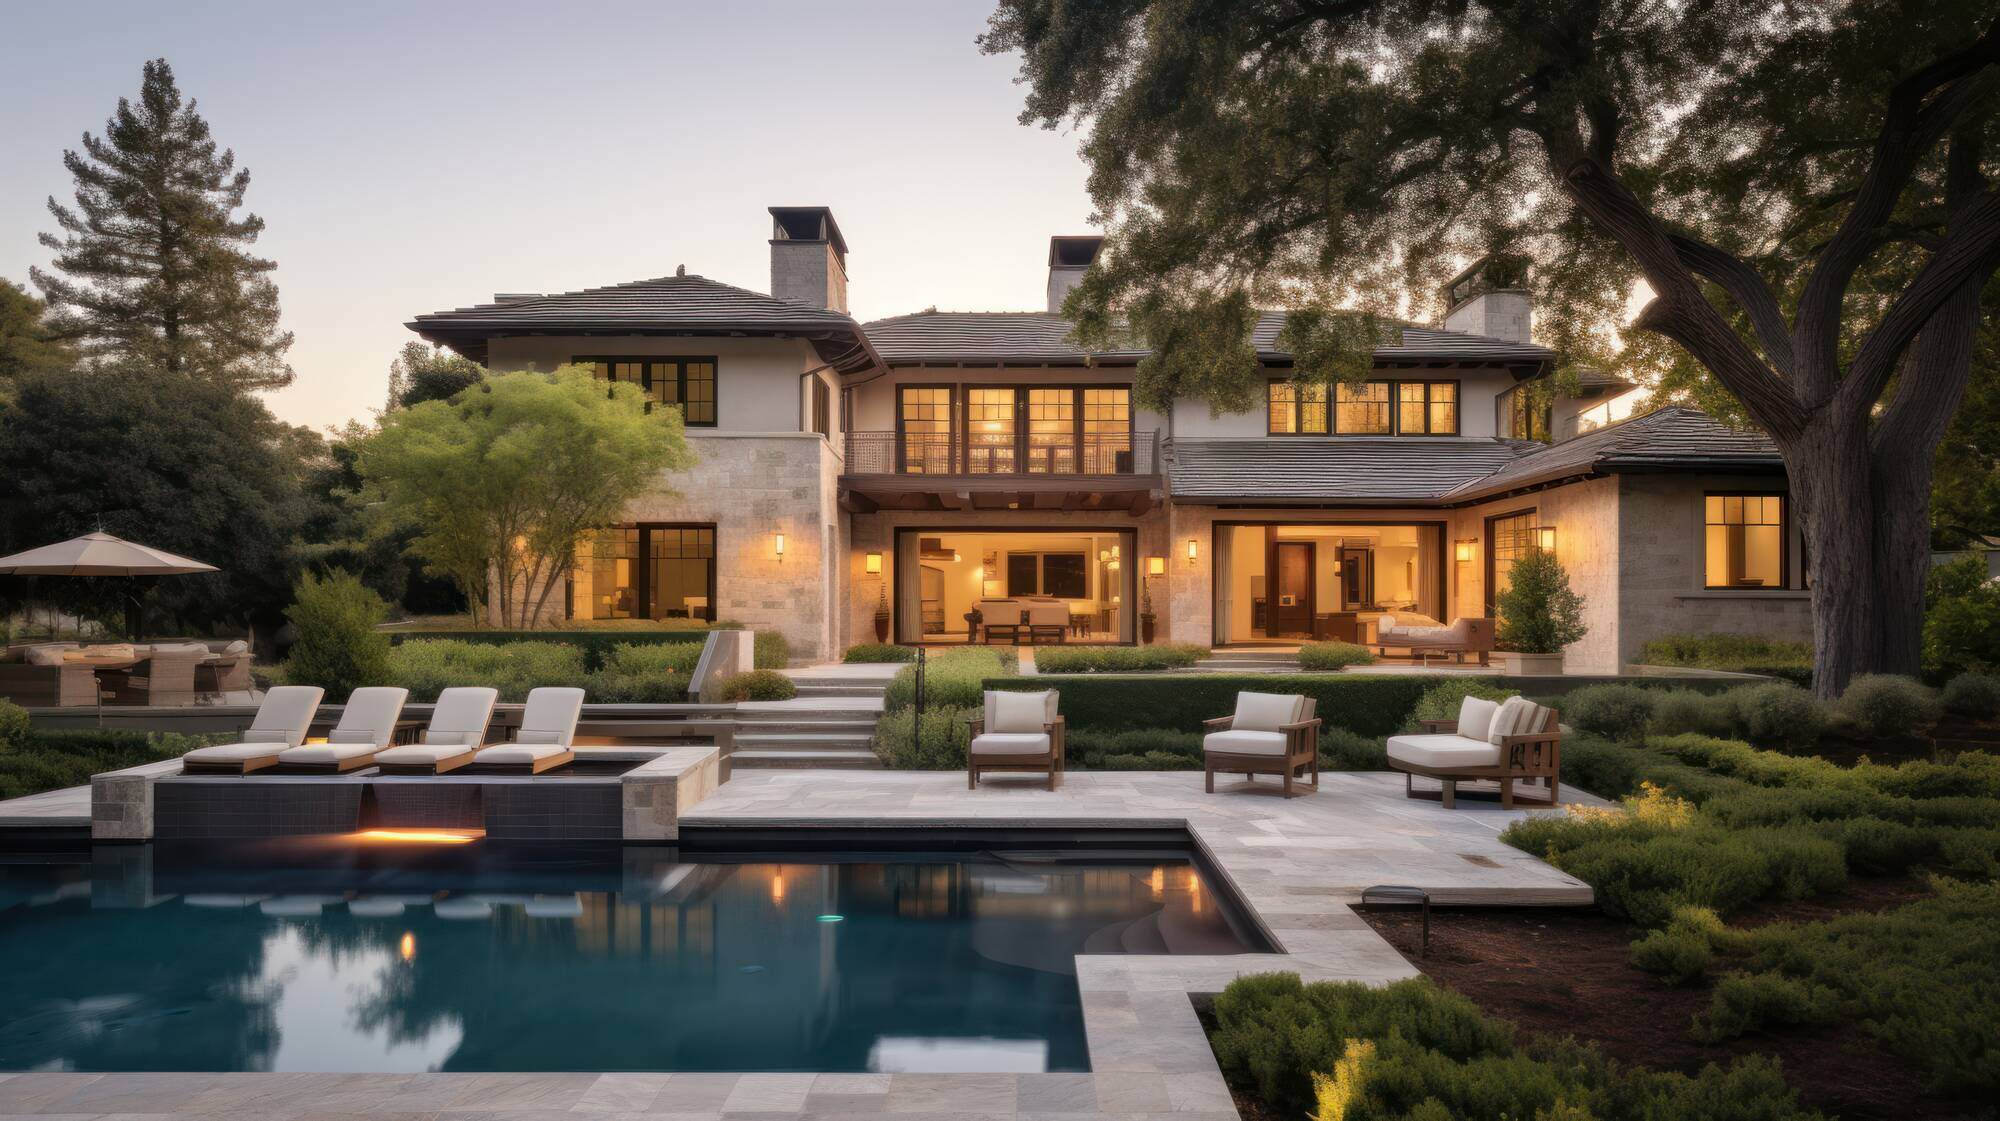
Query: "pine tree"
32 58 293 389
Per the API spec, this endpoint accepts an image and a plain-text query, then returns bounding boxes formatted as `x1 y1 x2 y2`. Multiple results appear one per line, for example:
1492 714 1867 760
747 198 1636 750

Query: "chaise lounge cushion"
182 741 293 763
1203 729 1289 756
476 742 568 764
969 731 1052 756
1385 733 1503 769
277 742 379 765
374 742 474 765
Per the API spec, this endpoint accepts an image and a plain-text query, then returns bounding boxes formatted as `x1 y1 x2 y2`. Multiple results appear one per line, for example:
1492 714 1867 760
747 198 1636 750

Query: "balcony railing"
844 429 1160 477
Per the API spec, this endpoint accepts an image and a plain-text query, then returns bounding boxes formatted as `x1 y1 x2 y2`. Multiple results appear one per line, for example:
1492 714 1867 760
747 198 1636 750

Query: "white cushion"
222 640 250 655
516 687 585 748
277 742 377 764
428 687 498 744
421 728 483 746
1232 691 1303 732
969 732 1051 756
1487 696 1547 745
1386 733 1503 769
1457 696 1501 741
326 728 381 745
514 729 565 745
991 690 1053 734
475 742 568 764
375 742 475 765
245 686 325 747
1204 729 1289 756
182 741 289 763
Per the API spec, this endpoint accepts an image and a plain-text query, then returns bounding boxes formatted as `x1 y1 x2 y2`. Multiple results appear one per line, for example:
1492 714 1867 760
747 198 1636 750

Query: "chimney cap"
769 206 848 260
1441 254 1530 314
1048 235 1105 268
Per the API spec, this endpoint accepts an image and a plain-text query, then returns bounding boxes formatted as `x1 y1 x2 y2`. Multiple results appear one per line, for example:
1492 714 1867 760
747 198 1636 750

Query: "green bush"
884 647 1015 711
0 729 223 800
1923 554 2000 679
1566 683 1658 744
586 642 699 702
1629 906 1731 986
0 699 30 750
1693 972 1841 1043
1731 682 1827 752
1942 672 2000 719
1495 548 1587 654
753 630 790 669
283 570 392 698
1637 632 1814 685
1319 727 1387 770
1407 679 1517 728
990 673 1453 737
842 643 916 663
1547 824 1845 927
1207 973 1814 1121
384 639 589 702
1649 688 1741 738
1033 642 1206 673
1835 674 1942 738
385 628 708 671
872 704 975 769
1296 641 1375 671
1072 727 1199 769
716 669 797 701
1094 749 1205 771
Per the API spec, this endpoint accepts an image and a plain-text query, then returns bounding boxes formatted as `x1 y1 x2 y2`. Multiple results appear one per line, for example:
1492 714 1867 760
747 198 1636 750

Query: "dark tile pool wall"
363 785 483 830
483 784 622 841
152 780 623 840
155 783 366 839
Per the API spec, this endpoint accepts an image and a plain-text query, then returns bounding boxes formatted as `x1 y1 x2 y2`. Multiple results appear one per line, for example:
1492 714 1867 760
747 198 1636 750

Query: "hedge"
985 673 1465 736
1635 632 1813 686
383 628 708 670
0 727 224 799
1031 642 1206 673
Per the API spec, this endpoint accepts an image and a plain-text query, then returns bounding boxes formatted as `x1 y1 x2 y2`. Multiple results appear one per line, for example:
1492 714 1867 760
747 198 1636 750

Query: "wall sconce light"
1534 526 1557 551
865 552 882 575
773 533 786 562
1454 540 1474 563
952 550 961 563
1185 538 1199 565
1147 556 1166 577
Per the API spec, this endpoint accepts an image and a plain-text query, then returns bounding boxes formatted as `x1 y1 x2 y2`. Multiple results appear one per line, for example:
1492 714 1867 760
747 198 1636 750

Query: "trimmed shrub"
716 669 796 701
872 703 975 769
0 699 30 750
0 728 223 800
1835 674 1942 738
884 647 1015 711
384 628 707 671
1072 727 1200 769
1095 749 1204 771
384 639 589 702
283 570 392 698
1296 641 1375 671
990 673 1454 737
753 630 790 669
1319 727 1387 770
1731 682 1827 752
586 642 700 703
842 643 916 664
1033 642 1205 673
1566 683 1658 744
1637 632 1814 685
1495 548 1587 654
1648 689 1740 738
1408 679 1517 728
1942 672 2000 719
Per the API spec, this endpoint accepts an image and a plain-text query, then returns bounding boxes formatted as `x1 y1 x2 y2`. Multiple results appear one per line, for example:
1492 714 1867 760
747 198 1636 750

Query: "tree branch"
1667 233 1795 374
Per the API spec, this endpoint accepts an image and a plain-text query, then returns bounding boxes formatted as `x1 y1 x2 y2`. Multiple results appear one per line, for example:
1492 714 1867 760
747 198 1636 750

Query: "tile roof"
861 310 1556 367
407 274 880 371
1166 407 1782 505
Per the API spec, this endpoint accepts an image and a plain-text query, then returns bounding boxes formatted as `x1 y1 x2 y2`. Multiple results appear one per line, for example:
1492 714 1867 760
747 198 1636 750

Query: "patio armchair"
1202 691 1321 796
373 686 501 774
472 686 585 773
1385 695 1561 809
274 686 410 772
0 643 96 707
180 686 325 774
967 688 1064 790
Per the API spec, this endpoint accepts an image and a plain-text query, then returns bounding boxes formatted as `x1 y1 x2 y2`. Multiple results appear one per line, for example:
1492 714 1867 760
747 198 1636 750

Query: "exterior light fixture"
1186 538 1199 565
1533 526 1557 552
399 932 416 962
865 552 882 574
1454 540 1474 563
1147 556 1165 577
774 533 786 561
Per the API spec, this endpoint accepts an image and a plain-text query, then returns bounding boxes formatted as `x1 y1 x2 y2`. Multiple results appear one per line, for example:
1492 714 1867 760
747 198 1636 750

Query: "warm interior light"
1534 526 1557 551
350 828 482 845
1149 866 1165 899
399 932 417 961
773 532 786 560
1147 556 1165 577
1455 540 1474 563
865 552 882 574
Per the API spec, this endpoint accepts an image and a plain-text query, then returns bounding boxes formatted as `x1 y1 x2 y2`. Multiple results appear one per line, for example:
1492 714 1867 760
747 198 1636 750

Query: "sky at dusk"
0 0 1097 430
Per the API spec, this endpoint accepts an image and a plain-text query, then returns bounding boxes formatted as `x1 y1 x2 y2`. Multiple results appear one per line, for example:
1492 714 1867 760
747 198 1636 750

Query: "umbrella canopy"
0 531 218 577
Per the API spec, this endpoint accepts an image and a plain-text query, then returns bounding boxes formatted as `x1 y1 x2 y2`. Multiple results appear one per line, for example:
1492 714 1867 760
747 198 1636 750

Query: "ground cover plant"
714 669 797 702
1296 641 1375 671
1031 642 1205 673
841 643 916 663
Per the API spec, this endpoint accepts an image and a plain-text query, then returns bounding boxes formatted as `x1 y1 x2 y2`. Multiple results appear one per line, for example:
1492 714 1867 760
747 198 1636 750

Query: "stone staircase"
1186 647 1302 674
727 668 891 770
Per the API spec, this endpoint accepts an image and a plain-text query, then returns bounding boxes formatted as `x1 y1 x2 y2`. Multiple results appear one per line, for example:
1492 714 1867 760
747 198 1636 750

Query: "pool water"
0 838 1262 1073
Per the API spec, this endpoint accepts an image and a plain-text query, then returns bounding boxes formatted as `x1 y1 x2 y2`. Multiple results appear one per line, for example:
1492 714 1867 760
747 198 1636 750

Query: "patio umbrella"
0 530 219 641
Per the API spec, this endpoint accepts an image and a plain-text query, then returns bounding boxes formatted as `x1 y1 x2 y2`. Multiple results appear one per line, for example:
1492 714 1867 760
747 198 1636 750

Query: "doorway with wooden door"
1270 541 1315 637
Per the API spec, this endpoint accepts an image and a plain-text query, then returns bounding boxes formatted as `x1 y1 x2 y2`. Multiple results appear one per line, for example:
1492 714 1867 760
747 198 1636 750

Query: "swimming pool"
0 834 1265 1073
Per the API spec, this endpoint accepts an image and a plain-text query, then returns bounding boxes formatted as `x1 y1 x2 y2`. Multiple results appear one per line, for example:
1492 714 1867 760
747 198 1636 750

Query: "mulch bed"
1351 878 1978 1121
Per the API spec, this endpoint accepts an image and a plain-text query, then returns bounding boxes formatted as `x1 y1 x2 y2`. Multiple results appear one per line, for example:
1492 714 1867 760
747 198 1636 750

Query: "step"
791 684 889 698
733 732 878 750
728 748 882 769
731 714 881 729
1118 910 1169 954
729 719 881 736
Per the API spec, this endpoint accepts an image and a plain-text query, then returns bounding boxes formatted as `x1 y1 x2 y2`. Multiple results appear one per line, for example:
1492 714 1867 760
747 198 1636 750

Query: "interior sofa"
1372 613 1495 665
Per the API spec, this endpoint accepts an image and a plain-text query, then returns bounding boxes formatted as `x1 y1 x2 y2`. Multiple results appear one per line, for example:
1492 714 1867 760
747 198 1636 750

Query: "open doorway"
892 527 1138 644
1213 522 1446 644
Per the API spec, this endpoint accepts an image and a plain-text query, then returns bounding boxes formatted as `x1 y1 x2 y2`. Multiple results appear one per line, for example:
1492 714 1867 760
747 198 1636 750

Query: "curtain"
894 533 922 643
1213 528 1232 644
1419 525 1445 621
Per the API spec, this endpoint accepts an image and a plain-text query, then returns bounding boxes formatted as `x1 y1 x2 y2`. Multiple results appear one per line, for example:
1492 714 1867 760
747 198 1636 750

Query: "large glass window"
574 526 641 620
648 526 716 619
1268 382 1330 434
898 387 954 474
1336 382 1393 434
965 388 1018 473
571 525 715 622
1081 388 1132 472
1027 388 1075 473
1499 383 1550 442
578 357 717 426
1705 495 1785 588
1005 552 1089 598
1486 510 1539 615
1398 382 1458 435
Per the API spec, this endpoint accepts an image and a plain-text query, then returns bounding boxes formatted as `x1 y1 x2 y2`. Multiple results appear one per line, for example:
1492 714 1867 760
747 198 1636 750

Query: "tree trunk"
1870 452 1935 678
1783 415 1881 699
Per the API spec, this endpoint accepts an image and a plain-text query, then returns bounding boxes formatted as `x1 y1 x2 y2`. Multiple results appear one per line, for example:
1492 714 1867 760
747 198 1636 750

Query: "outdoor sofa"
1385 694 1562 809
1201 690 1322 796
0 643 97 707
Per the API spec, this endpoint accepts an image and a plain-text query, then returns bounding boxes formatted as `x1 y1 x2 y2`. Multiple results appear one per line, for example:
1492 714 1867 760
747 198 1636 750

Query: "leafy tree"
0 365 315 634
282 569 392 697
386 341 484 410
1496 549 1588 655
0 279 74 391
32 58 292 389
983 1 2000 696
1923 553 2000 678
1931 283 2000 549
355 366 696 629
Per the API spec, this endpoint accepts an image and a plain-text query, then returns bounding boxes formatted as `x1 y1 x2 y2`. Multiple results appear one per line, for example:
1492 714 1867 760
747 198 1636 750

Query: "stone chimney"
769 206 849 312
1440 255 1532 343
1047 235 1104 314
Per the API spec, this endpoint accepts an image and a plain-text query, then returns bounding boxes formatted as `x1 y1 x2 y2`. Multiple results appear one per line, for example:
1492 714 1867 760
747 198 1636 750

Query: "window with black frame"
577 357 717 426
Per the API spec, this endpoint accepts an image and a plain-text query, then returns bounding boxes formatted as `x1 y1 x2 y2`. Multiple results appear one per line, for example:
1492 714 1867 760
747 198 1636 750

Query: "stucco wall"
484 334 832 437
1445 476 1623 673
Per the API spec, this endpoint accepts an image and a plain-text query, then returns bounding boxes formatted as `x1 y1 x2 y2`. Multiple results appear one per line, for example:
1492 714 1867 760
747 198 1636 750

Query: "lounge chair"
180 685 324 774
1202 691 1321 796
373 687 501 775
271 686 409 772
967 688 1064 790
471 686 585 774
1385 694 1561 809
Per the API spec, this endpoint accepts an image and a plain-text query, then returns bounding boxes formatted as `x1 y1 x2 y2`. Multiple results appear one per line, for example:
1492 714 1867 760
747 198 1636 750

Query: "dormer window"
1268 379 1457 436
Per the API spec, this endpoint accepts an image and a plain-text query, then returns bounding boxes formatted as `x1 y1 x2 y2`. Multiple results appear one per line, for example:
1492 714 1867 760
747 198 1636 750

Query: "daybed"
1373 613 1495 665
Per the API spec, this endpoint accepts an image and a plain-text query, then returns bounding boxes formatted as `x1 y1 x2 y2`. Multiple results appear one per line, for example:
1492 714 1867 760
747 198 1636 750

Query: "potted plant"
1494 548 1586 674
872 583 891 643
1139 577 1158 644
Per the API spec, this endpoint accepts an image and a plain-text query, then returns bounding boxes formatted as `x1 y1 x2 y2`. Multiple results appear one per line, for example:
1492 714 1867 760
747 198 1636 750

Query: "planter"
1140 613 1157 644
873 613 890 643
1500 651 1566 675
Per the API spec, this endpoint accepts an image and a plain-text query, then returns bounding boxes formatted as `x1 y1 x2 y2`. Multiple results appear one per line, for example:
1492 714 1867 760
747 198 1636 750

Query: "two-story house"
408 206 1812 671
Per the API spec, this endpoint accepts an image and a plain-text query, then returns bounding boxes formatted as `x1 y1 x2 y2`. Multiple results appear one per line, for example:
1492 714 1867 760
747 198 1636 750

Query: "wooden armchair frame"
966 712 1066 790
1401 707 1562 809
1202 697 1322 797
